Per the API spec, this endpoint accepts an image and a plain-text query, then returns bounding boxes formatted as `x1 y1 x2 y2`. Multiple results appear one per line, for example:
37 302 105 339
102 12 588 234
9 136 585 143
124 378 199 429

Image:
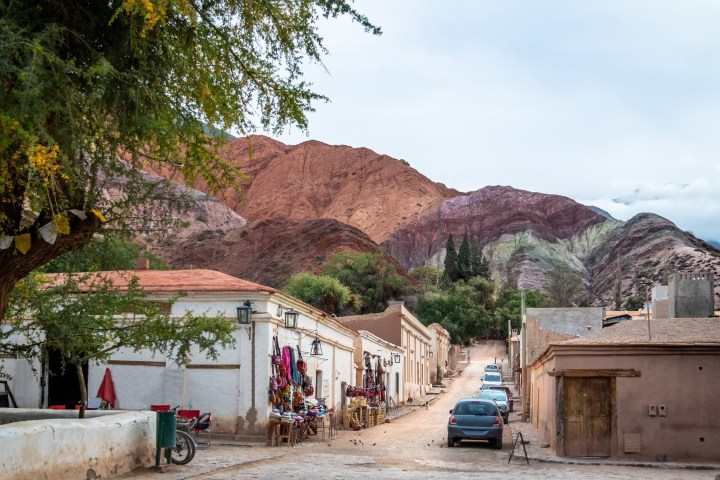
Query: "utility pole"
520 289 528 423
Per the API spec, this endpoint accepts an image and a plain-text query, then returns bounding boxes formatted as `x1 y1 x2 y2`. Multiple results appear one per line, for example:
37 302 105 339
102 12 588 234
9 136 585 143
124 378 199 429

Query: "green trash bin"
155 411 177 466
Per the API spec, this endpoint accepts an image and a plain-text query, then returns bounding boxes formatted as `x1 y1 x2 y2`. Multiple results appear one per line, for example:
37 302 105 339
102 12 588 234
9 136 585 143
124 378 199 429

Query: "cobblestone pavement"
119 341 720 480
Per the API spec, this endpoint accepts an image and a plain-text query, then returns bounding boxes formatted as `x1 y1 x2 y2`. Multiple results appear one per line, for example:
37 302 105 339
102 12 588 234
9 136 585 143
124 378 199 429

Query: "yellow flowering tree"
0 1 380 320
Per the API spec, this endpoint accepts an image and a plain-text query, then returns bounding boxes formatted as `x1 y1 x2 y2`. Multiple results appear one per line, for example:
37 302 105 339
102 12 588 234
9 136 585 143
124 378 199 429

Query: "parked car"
476 389 510 424
447 398 504 449
481 371 502 388
482 385 514 412
484 364 500 373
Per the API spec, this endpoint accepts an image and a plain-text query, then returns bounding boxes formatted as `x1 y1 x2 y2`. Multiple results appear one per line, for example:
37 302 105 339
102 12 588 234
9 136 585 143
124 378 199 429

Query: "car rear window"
455 402 495 416
481 390 507 401
484 373 501 382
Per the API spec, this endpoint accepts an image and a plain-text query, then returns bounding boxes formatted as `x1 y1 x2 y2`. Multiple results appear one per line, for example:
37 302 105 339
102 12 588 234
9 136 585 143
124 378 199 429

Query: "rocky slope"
585 213 720 308
154 217 401 288
183 135 461 244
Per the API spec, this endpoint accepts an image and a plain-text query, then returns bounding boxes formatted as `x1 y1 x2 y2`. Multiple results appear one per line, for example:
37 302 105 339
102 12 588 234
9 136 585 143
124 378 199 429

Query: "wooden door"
563 377 611 457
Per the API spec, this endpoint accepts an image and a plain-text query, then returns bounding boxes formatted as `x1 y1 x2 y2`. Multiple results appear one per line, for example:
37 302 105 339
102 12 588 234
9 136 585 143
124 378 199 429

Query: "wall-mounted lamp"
428 351 434 358
236 301 253 325
284 308 299 329
276 305 284 317
310 338 323 356
393 353 401 363
236 301 254 340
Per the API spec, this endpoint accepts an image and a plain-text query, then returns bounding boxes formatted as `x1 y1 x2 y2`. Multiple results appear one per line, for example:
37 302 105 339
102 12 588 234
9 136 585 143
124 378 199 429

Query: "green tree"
323 252 412 314
624 296 644 310
416 283 492 344
2 271 235 418
409 266 443 293
492 287 545 339
443 234 459 283
283 272 359 315
0 1 379 321
457 233 472 281
43 236 168 273
544 266 586 307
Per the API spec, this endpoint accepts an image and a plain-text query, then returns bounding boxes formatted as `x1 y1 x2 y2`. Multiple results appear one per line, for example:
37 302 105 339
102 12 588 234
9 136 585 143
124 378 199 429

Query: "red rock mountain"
198 135 460 244
148 137 720 307
155 217 403 288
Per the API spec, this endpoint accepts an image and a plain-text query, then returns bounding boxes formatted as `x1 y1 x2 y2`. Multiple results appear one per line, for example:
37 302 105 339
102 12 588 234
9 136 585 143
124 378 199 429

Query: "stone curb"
520 455 720 471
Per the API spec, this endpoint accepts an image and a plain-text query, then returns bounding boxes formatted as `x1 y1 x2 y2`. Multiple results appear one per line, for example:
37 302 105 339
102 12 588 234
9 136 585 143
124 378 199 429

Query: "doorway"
562 377 611 457
46 349 87 409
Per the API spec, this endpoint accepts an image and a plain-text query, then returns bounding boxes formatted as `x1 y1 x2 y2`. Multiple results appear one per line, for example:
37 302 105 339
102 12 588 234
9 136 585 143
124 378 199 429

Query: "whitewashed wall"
5 292 358 436
0 410 154 479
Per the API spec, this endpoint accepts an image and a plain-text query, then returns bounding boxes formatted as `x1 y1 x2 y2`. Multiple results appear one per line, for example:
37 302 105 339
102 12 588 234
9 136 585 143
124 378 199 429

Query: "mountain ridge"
147 136 720 308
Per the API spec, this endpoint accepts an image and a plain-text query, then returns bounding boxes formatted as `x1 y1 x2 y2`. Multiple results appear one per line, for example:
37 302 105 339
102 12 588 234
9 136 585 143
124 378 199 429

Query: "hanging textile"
289 346 301 385
282 346 293 383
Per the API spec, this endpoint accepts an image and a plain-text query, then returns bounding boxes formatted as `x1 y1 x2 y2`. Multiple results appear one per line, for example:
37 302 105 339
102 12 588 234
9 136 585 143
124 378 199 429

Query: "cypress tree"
458 232 472 281
443 234 460 283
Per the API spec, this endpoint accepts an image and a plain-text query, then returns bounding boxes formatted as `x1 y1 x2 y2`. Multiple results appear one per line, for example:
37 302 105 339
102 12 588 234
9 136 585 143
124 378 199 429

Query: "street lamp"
236 301 253 325
284 308 299 329
393 353 401 363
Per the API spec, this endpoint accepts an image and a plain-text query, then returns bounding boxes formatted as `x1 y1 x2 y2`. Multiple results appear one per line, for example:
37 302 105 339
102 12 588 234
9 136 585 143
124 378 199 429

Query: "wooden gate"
563 377 611 457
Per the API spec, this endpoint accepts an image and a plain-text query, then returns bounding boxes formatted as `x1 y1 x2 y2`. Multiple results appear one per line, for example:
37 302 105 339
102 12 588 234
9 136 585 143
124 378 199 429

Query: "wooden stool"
276 421 294 446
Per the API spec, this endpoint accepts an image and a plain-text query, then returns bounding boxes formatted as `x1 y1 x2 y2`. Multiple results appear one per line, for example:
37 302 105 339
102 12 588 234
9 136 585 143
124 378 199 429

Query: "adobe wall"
552 346 720 462
525 308 603 364
0 410 155 479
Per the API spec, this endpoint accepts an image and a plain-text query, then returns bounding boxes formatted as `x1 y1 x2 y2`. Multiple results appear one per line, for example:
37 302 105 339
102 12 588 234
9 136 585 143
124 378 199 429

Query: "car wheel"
447 436 455 447
494 437 503 449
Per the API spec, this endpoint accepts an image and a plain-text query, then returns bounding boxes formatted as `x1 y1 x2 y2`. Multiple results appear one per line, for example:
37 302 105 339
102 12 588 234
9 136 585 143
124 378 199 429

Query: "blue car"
447 398 504 449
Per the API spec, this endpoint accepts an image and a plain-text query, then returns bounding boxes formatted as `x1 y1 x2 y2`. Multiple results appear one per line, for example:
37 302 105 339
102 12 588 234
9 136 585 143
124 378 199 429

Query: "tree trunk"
0 217 99 322
75 362 87 419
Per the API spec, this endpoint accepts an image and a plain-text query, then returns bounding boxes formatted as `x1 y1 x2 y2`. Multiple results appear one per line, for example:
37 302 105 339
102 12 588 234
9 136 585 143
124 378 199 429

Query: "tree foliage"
457 233 472 281
2 271 235 417
443 235 459 283
416 282 492 344
544 266 586 307
624 296 645 311
43 236 168 273
323 252 412 314
473 245 491 280
0 1 379 320
409 266 443 293
492 287 545 339
283 272 359 315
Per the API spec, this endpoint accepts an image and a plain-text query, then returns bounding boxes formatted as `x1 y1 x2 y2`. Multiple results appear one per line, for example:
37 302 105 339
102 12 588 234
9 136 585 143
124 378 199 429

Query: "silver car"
447 398 504 449
476 389 510 424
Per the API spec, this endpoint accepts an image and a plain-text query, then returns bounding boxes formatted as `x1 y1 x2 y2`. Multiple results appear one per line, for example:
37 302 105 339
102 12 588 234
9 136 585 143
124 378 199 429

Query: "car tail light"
493 416 501 426
449 415 458 425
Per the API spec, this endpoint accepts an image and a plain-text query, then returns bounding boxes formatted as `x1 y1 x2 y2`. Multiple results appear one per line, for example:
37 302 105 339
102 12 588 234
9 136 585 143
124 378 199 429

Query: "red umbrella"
96 368 117 408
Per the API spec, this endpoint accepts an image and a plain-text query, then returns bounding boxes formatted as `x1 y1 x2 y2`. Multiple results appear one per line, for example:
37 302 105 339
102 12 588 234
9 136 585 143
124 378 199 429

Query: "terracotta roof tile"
561 318 720 345
46 269 276 294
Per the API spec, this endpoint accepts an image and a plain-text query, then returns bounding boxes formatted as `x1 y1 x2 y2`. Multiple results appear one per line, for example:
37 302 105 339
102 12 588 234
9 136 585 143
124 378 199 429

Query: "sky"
261 0 720 243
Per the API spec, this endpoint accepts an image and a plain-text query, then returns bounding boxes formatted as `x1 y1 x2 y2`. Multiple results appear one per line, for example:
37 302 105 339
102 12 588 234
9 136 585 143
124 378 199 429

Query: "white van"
482 371 502 387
